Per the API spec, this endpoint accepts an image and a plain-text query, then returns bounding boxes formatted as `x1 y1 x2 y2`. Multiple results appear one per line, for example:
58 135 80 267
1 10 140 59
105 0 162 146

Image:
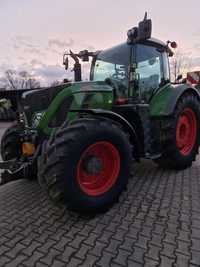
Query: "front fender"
150 83 200 117
71 109 141 160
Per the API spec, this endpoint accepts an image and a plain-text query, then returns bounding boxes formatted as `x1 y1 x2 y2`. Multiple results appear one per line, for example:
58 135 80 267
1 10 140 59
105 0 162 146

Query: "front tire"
155 93 200 170
1 123 22 161
38 118 132 213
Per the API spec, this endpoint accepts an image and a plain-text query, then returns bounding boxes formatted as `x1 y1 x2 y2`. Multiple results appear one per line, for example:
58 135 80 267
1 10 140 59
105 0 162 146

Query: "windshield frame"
90 40 170 101
90 43 132 84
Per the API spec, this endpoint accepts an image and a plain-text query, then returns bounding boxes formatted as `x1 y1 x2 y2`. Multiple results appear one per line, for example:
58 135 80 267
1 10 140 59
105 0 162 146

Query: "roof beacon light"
170 41 178 49
167 40 178 49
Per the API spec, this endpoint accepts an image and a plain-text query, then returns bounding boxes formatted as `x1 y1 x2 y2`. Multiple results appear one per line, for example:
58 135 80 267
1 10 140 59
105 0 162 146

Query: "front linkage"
0 126 38 185
0 160 32 185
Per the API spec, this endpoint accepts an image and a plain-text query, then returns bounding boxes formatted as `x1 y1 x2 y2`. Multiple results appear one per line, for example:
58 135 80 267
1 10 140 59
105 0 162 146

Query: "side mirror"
63 55 69 70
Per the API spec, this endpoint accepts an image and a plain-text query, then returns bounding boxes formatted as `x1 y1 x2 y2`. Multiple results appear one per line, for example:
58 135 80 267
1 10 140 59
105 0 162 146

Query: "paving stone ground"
0 123 200 267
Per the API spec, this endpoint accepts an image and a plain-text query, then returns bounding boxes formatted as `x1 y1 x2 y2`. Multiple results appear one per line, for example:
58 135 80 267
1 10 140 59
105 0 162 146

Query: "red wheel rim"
176 108 197 156
77 141 120 196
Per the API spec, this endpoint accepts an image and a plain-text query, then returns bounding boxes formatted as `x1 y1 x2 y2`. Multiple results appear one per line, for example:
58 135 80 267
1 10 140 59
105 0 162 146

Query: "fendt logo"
187 71 200 84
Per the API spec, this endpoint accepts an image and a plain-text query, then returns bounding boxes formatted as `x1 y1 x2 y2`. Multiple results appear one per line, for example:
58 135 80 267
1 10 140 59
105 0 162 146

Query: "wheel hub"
77 141 120 196
83 156 103 175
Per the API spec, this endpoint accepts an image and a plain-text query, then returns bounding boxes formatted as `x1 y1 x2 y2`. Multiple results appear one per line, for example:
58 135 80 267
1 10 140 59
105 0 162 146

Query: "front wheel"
155 93 200 170
38 118 132 213
1 123 22 161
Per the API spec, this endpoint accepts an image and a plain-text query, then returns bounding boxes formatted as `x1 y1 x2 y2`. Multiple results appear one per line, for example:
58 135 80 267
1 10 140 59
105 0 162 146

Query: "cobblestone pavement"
0 124 200 267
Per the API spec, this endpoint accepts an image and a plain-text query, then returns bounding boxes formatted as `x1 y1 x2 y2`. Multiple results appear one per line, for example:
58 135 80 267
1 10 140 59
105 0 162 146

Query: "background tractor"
187 71 200 89
0 98 16 121
0 14 200 213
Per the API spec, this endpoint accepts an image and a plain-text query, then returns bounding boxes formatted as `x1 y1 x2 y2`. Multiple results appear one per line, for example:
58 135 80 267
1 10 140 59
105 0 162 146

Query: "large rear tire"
1 123 22 161
154 93 200 170
38 118 132 213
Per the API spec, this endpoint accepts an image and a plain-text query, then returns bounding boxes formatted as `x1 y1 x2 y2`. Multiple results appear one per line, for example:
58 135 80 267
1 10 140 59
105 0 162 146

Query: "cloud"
194 29 200 37
15 35 32 43
0 62 14 72
24 47 45 55
13 35 41 54
34 64 64 78
30 59 45 67
13 44 20 50
194 43 200 51
33 64 67 84
191 57 200 68
18 56 26 61
87 45 95 51
0 76 7 88
48 47 63 55
25 43 40 49
48 38 74 48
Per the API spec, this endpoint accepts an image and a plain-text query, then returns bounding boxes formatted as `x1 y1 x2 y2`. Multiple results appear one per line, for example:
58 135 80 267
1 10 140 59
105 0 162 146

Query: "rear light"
115 98 128 105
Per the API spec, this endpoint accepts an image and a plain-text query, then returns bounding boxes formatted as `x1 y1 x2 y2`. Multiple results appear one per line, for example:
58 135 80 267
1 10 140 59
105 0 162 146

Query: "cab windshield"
92 43 131 87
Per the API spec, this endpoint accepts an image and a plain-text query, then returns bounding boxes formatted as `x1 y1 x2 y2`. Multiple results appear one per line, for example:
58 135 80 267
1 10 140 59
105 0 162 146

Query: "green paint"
149 83 196 117
37 81 114 135
150 83 173 117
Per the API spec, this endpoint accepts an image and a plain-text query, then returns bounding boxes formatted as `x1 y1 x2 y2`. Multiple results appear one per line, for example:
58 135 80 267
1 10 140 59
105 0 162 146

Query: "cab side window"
136 44 163 99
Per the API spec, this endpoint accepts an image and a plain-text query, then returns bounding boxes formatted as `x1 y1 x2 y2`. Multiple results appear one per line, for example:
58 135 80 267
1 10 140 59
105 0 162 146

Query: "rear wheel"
38 118 132 213
155 93 200 169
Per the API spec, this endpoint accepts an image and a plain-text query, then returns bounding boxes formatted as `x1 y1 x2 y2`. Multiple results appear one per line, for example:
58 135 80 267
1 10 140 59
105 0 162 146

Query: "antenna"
144 12 147 21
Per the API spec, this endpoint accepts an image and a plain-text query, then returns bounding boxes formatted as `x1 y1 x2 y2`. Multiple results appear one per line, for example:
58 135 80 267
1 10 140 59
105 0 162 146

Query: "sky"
0 0 200 86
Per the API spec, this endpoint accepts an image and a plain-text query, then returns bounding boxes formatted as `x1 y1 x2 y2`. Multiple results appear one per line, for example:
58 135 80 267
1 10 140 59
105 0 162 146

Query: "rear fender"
150 83 200 117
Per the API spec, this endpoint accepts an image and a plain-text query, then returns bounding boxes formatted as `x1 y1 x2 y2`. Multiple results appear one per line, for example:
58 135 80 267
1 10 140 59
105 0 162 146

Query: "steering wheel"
105 78 127 94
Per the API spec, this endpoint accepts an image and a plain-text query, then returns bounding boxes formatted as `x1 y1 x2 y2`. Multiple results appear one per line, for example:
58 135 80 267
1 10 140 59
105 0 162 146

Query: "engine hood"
35 81 114 135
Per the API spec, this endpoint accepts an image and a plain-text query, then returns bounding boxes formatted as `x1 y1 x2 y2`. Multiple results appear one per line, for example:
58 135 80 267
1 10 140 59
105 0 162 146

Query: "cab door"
134 44 168 102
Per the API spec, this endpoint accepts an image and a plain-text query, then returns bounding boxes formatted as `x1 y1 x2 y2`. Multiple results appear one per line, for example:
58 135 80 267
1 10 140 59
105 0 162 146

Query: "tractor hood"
23 81 114 135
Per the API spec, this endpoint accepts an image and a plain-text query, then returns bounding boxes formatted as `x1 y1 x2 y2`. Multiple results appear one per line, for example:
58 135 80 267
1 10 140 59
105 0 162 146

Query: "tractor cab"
63 13 176 104
90 39 173 102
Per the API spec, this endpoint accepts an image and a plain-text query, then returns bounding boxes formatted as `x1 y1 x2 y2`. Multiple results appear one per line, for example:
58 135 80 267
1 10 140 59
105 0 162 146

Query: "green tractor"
0 14 200 213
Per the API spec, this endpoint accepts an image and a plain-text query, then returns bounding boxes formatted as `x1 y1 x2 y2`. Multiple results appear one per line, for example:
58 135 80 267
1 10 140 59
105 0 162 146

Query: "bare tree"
2 70 40 90
170 50 192 82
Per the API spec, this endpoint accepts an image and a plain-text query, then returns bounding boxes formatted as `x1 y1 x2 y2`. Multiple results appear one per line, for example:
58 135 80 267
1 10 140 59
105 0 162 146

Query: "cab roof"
99 38 172 58
144 37 167 47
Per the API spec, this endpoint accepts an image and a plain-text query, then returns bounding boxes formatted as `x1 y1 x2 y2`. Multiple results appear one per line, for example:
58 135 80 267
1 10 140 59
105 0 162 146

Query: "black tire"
154 93 200 170
1 123 22 161
38 118 132 213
